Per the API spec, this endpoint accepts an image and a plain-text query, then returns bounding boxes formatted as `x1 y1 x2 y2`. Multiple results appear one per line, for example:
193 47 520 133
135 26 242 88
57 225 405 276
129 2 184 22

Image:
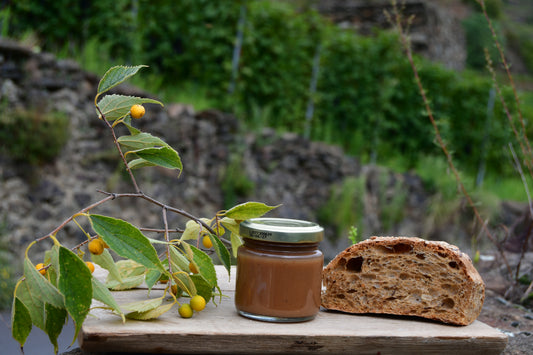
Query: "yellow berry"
130 104 145 119
35 263 46 275
190 295 206 312
86 261 95 274
188 262 199 274
202 236 213 249
178 303 193 318
171 284 179 295
88 239 104 255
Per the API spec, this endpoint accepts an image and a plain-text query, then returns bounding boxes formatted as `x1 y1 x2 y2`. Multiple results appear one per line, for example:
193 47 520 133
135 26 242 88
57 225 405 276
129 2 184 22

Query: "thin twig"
140 227 185 234
477 0 532 170
35 194 115 242
389 0 513 278
95 105 142 193
485 50 533 178
510 142 533 279
509 144 533 218
522 280 533 303
96 190 231 245
162 206 172 276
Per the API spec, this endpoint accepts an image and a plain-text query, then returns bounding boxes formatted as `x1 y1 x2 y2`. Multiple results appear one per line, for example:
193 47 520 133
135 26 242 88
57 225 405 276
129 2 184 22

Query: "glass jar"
234 218 324 322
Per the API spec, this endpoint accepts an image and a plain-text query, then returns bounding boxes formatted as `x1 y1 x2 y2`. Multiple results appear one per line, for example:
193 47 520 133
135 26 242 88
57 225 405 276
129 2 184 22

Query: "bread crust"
321 236 485 326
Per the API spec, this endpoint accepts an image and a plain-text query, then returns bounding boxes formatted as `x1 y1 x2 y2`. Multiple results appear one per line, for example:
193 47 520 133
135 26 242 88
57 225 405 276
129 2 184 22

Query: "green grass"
137 78 216 112
480 175 533 202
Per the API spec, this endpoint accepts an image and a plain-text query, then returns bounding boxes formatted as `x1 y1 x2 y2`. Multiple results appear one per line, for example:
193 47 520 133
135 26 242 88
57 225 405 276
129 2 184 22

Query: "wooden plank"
79 266 507 354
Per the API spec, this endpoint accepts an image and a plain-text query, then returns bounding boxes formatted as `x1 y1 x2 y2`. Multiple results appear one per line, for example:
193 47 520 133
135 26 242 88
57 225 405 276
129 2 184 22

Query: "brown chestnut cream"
235 218 324 322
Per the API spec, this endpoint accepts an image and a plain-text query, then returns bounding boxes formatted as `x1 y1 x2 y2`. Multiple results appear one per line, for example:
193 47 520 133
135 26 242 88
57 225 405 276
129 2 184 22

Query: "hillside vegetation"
2 1 532 184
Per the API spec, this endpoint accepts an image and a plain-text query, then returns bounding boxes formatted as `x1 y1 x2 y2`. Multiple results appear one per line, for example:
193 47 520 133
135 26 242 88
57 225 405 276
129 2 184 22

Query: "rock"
0 79 20 104
316 0 468 71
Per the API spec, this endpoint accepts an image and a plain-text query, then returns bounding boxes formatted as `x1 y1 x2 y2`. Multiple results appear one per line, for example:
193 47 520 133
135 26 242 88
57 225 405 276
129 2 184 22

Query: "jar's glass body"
235 238 323 322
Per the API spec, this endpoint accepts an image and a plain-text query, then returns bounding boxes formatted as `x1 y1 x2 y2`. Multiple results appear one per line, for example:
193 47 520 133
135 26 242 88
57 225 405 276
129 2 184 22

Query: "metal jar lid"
239 218 324 243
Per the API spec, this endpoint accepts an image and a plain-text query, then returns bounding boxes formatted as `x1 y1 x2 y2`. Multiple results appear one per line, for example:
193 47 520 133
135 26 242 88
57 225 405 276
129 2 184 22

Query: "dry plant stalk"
386 0 513 278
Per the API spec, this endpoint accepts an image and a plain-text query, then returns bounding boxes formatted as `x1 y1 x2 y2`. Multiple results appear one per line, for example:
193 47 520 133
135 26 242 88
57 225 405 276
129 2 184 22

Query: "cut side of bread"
321 236 485 326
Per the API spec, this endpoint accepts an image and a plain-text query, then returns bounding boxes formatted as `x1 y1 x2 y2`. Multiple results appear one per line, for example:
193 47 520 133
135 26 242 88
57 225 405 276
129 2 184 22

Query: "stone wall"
0 39 527 264
316 0 469 71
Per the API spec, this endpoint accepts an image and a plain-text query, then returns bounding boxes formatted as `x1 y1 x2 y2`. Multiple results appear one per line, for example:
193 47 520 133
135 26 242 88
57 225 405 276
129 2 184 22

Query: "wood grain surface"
79 265 507 354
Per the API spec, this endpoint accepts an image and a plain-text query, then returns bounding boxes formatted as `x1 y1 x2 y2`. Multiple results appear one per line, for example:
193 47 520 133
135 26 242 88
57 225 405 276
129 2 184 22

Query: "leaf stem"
95 190 220 238
95 105 142 193
162 207 173 277
476 0 532 170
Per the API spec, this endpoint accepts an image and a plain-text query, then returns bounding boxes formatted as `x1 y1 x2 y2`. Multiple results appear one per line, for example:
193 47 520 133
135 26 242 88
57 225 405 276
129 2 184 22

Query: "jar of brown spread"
235 218 324 322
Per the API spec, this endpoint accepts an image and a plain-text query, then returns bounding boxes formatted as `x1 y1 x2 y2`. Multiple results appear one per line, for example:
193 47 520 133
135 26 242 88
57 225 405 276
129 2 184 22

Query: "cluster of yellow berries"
178 295 207 318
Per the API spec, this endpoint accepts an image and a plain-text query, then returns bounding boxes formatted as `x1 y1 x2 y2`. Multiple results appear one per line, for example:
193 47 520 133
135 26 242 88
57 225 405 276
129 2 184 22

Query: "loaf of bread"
321 236 485 325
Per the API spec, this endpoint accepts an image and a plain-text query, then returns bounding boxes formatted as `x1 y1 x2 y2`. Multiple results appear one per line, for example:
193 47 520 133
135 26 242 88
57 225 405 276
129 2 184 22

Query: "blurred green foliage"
462 13 505 70
220 153 255 209
2 0 530 179
0 108 69 165
318 176 365 240
463 0 505 20
506 22 533 74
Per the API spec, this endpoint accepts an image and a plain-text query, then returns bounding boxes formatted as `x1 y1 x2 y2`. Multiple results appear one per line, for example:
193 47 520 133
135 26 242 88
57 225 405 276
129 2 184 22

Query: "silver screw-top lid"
239 218 324 243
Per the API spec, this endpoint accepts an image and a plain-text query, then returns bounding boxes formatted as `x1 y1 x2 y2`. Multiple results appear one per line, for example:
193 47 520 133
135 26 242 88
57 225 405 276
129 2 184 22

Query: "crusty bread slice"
321 236 485 325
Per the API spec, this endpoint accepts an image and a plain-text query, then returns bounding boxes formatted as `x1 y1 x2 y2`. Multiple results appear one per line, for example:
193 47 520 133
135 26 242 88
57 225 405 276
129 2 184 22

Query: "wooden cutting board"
79 265 507 354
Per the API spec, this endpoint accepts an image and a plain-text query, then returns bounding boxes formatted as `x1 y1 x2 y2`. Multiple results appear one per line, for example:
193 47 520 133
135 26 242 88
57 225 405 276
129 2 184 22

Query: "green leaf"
58 246 92 342
230 232 243 258
115 259 146 278
23 258 64 309
91 278 125 321
106 274 144 291
117 132 168 151
181 220 202 241
127 146 182 171
126 158 157 169
12 297 32 348
122 296 163 313
146 237 173 245
43 245 60 287
15 279 45 329
126 302 174 320
45 303 67 354
105 260 146 291
97 65 147 98
88 215 166 273
190 274 213 302
123 120 141 135
225 202 280 220
169 245 190 272
220 217 240 235
209 234 231 276
145 269 162 291
189 244 217 288
97 94 162 122
91 248 122 282
180 240 195 261
172 272 196 297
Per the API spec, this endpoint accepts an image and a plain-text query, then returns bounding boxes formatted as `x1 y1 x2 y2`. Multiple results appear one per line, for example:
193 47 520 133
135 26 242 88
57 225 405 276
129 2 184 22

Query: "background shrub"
462 13 505 70
1 0 528 181
0 109 69 165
